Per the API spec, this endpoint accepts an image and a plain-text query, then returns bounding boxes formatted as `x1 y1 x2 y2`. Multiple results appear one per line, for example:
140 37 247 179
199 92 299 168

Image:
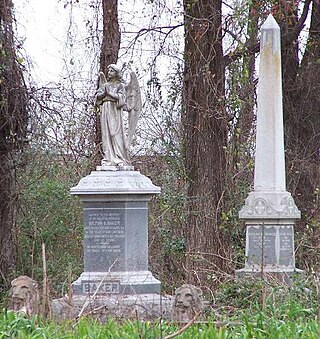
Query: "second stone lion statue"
8 276 40 317
172 284 204 323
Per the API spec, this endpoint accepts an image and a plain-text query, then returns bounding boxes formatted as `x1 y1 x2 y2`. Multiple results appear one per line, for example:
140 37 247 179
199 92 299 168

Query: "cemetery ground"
1 276 320 338
1 152 319 337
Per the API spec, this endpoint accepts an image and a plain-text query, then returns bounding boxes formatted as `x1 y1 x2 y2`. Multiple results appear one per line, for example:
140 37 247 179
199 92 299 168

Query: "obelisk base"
236 219 302 283
237 189 302 282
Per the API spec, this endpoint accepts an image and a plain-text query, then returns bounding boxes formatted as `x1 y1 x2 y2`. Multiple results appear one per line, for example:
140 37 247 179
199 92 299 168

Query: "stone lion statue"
8 276 40 317
172 284 204 323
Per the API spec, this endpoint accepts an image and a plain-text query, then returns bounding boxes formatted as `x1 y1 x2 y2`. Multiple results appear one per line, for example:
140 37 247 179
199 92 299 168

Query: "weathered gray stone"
51 294 173 322
244 223 295 269
82 201 148 272
172 284 204 323
70 169 160 195
69 170 161 296
239 193 300 219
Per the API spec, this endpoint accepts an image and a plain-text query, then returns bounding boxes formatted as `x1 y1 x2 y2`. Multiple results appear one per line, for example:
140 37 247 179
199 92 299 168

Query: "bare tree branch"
224 0 312 66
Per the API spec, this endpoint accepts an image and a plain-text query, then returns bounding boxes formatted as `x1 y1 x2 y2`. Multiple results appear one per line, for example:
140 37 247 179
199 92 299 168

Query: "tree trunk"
95 0 121 162
231 1 259 171
275 1 300 144
287 0 320 160
0 155 17 285
285 0 320 211
182 0 230 289
99 0 120 74
0 0 28 287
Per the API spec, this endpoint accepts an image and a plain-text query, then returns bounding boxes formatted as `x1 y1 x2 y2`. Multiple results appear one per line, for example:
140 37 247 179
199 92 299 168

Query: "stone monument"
52 65 172 320
237 15 301 280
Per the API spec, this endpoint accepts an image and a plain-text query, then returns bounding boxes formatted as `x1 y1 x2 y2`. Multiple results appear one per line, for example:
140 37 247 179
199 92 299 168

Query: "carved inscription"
279 226 294 266
247 226 276 265
85 210 124 253
84 209 125 271
82 281 120 294
246 225 295 268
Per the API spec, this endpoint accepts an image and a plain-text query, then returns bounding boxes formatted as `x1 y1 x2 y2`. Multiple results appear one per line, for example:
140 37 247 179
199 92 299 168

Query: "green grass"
0 304 319 339
2 277 320 338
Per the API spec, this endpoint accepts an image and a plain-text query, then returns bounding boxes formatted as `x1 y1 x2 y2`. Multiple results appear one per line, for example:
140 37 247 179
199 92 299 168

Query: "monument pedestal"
236 222 302 282
237 190 302 281
51 170 169 320
70 169 161 295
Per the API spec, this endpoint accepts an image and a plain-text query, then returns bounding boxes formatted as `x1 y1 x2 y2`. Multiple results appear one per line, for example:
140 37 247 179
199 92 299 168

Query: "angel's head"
107 64 122 81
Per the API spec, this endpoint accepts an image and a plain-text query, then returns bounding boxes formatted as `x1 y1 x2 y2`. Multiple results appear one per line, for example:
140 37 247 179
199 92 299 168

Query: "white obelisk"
254 14 285 192
237 15 301 279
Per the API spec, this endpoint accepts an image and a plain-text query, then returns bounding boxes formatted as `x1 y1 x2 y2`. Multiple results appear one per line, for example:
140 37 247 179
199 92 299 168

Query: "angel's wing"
125 72 142 148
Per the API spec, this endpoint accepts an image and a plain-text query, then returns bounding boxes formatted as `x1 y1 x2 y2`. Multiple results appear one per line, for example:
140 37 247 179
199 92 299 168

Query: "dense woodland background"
0 0 319 300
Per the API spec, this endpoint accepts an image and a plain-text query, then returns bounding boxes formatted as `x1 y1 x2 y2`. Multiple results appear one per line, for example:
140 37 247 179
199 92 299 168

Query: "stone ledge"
239 191 300 219
70 171 160 195
236 267 303 284
51 293 173 322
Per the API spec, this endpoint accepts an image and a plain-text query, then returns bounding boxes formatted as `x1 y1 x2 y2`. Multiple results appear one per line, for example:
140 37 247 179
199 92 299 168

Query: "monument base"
236 267 303 284
51 293 173 322
236 221 302 284
72 270 161 295
68 170 164 319
239 190 300 220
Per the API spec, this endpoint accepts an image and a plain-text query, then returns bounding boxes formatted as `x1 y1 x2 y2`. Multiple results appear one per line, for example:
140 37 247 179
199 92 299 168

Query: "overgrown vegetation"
1 277 320 338
15 152 89 297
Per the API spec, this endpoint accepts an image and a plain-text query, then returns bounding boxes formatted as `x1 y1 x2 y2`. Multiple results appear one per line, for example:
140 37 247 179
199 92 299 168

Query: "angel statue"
95 64 142 168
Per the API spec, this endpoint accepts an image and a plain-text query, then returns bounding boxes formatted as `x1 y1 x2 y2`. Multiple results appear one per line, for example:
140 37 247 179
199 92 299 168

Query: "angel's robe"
99 81 129 166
